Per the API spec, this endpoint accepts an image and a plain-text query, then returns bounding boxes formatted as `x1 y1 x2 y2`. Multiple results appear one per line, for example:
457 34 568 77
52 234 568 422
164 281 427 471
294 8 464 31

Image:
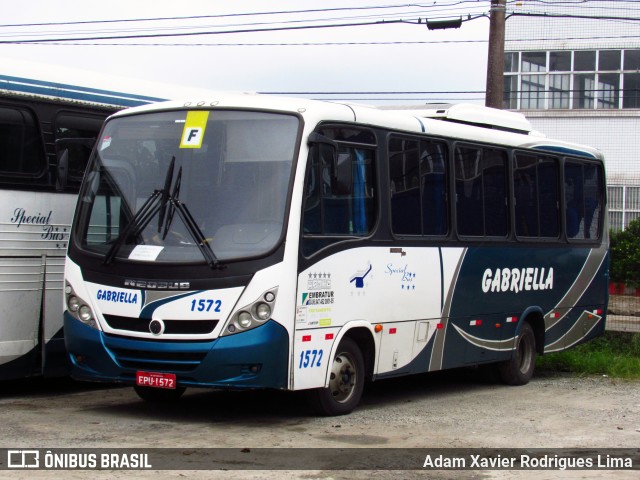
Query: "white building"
503 0 640 230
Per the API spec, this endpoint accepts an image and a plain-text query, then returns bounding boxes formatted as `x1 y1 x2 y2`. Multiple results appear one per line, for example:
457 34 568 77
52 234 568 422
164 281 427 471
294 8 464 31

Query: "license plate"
136 371 177 389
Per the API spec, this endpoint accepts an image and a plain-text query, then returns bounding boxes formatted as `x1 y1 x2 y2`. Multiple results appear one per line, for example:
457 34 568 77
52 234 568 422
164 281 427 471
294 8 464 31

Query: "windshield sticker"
180 111 209 149
100 136 112 150
128 245 164 261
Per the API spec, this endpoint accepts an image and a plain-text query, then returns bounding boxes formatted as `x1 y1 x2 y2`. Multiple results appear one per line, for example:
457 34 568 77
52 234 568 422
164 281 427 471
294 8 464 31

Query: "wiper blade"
157 156 175 233
103 189 163 265
161 165 181 240
104 156 175 266
162 167 222 269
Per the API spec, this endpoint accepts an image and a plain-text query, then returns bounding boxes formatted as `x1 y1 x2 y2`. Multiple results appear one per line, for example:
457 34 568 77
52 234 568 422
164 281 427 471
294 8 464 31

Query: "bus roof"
0 57 217 109
109 93 603 160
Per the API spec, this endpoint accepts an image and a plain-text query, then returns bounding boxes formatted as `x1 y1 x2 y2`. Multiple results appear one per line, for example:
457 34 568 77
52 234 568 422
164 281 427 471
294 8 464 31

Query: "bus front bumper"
64 312 289 389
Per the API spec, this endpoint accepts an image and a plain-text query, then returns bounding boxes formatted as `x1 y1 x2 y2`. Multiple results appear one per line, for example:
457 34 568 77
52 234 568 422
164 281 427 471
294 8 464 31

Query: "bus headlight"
68 295 81 313
222 288 278 336
238 311 253 328
65 282 99 330
78 305 94 323
255 302 271 321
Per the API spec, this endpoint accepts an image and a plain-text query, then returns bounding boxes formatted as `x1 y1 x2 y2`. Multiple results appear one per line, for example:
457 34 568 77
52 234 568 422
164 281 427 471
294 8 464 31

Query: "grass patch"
537 332 640 379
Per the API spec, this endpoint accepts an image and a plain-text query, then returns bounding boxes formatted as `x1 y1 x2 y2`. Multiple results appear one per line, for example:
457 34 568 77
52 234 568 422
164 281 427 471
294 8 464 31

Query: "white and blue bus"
63 95 607 415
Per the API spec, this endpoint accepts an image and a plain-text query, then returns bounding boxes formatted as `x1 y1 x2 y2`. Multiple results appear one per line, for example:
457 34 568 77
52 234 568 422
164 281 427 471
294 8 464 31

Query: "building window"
574 51 595 71
522 52 546 73
503 49 640 110
598 50 621 71
623 73 640 109
550 74 570 109
597 73 619 109
504 52 519 73
504 75 518 109
550 51 571 72
608 185 640 231
624 50 640 70
573 74 596 109
521 74 545 109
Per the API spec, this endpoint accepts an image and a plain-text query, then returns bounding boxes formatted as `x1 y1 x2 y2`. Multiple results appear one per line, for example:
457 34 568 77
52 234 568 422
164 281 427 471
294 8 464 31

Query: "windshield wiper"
103 156 176 266
157 156 176 234
161 166 221 269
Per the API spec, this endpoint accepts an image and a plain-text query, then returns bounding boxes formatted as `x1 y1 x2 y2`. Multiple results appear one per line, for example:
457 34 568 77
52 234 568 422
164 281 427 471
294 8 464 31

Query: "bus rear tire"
134 385 186 403
498 322 536 386
308 337 364 416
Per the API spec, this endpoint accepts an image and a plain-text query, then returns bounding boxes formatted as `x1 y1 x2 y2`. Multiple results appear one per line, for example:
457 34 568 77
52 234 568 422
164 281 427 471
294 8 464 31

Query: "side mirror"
55 138 96 191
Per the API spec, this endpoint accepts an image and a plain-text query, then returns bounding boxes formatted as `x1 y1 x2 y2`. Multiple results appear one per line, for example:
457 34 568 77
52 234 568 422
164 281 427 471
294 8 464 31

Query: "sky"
0 0 492 105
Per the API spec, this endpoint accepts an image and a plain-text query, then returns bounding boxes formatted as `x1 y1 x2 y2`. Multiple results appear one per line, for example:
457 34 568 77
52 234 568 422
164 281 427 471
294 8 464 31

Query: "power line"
0 7 488 39
10 39 489 47
0 15 489 44
508 12 640 22
0 1 489 28
0 19 409 44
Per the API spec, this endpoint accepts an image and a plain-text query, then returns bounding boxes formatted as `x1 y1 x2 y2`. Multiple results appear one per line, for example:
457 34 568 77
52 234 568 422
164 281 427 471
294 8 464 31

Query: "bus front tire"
134 385 186 403
308 337 364 416
498 322 536 385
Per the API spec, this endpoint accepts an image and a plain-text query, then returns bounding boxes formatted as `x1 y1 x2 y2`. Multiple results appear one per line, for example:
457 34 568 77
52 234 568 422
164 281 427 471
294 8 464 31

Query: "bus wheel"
308 337 364 416
134 385 186 403
498 322 536 386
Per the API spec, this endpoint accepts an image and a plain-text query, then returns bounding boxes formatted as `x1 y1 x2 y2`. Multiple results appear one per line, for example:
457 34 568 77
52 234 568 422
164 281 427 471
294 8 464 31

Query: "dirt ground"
0 368 638 479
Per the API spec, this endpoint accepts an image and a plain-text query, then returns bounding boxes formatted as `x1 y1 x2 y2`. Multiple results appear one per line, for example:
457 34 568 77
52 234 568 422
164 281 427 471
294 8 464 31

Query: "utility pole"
485 0 506 108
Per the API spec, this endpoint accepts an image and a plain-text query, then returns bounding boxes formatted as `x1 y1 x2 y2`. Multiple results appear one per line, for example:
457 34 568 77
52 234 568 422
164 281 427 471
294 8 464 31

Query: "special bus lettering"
481 267 553 293
10 208 52 228
96 289 138 304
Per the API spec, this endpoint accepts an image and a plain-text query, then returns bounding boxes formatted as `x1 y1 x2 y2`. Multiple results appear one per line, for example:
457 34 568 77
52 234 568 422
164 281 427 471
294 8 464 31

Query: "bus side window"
514 152 561 238
302 140 376 256
0 106 46 180
55 112 106 189
389 135 449 237
565 161 603 240
455 145 508 237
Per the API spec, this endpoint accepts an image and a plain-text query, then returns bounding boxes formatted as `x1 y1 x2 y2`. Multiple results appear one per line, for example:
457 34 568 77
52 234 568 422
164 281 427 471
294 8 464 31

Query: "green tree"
610 218 640 288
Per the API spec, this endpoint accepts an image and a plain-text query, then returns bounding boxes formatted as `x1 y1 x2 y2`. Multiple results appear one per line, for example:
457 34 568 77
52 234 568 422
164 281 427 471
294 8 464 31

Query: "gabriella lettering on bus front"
482 267 554 294
96 289 139 304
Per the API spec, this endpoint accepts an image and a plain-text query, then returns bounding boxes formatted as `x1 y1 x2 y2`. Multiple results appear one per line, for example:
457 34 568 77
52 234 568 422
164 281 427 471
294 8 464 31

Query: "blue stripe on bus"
0 74 166 107
414 117 426 132
531 144 597 159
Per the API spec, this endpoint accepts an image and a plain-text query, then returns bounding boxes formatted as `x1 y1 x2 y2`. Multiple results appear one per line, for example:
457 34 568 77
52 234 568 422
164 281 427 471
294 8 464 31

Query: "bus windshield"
74 109 299 264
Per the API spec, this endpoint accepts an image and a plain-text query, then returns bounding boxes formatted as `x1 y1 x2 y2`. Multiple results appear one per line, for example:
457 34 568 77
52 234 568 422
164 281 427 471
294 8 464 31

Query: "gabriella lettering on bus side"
481 267 554 293
96 289 138 304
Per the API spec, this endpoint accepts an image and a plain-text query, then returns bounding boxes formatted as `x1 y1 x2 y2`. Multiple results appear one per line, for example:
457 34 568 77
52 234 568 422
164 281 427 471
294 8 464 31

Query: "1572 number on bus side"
299 349 323 369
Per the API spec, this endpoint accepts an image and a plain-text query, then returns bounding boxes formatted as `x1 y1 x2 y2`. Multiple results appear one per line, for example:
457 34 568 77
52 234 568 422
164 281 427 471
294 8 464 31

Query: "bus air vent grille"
103 314 218 335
